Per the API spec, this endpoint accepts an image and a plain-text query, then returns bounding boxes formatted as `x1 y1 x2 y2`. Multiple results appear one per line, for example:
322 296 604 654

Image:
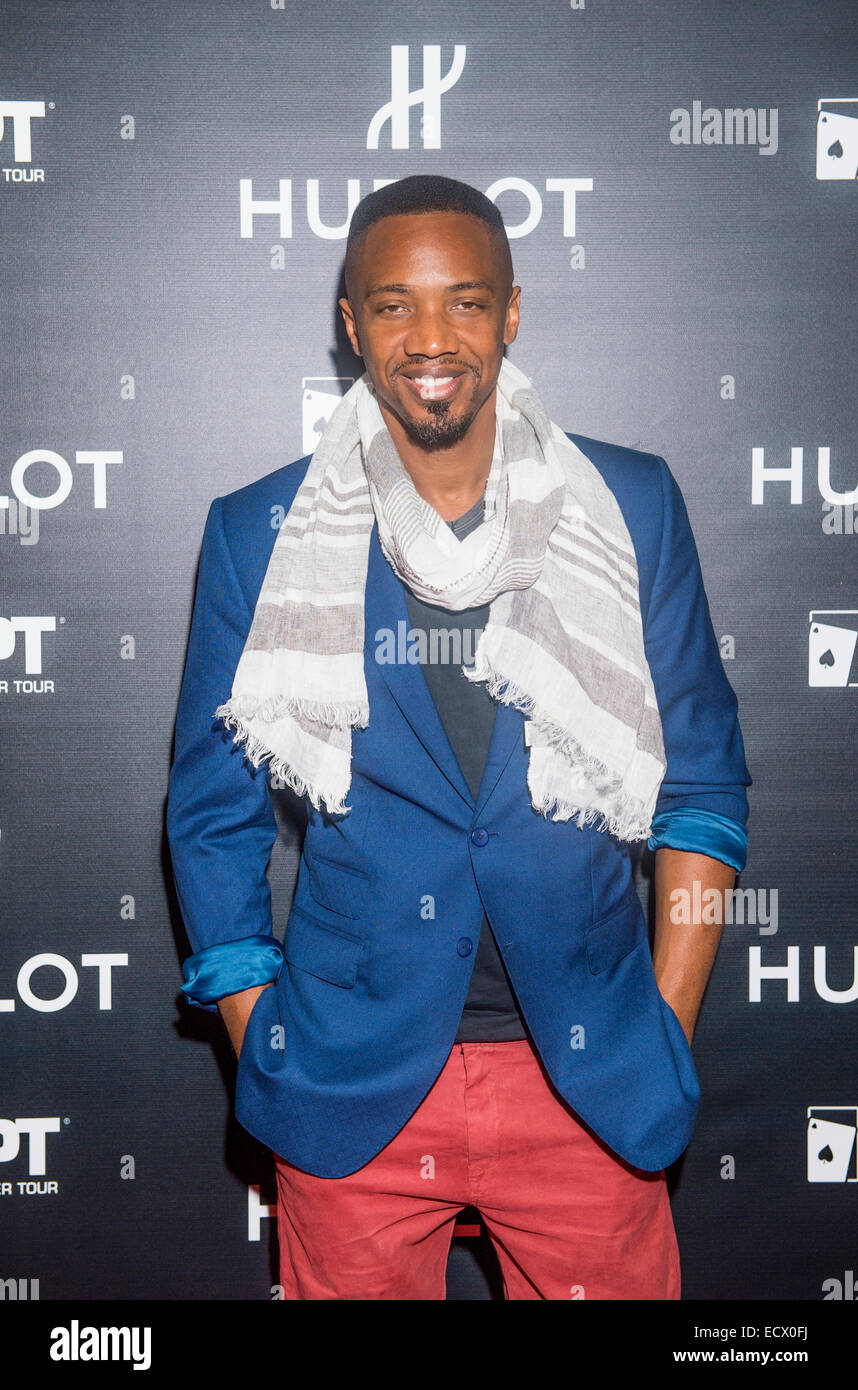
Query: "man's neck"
379 388 497 522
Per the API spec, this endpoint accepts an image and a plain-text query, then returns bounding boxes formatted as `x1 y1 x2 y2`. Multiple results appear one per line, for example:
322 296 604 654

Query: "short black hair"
344 174 514 300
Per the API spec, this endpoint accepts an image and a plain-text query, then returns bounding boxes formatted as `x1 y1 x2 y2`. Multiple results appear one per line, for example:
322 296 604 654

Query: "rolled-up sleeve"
642 457 751 869
166 496 282 1010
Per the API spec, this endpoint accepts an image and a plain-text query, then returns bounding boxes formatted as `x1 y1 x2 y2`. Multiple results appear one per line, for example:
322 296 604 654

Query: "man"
166 174 750 1300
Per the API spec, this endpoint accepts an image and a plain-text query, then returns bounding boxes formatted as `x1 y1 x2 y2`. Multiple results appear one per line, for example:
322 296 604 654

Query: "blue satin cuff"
181 934 284 1012
647 808 747 872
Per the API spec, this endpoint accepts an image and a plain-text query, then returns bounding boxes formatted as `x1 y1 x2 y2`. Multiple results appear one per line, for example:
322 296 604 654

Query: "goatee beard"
401 399 476 452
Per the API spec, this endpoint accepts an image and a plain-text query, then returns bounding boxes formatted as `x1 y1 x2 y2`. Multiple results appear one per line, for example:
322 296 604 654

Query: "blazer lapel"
474 699 524 817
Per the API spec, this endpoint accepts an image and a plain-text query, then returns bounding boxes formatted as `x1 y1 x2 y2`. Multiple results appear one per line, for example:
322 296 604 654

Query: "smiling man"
338 201 518 496
166 174 751 1300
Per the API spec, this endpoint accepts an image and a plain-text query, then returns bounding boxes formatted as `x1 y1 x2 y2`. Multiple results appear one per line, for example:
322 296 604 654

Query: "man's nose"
402 305 459 358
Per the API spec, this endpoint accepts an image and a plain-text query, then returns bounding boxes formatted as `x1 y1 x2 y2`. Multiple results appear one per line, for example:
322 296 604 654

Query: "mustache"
394 360 479 376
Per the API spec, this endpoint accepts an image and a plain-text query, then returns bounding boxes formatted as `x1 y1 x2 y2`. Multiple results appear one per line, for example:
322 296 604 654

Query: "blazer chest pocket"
585 894 645 975
307 853 369 919
283 907 363 988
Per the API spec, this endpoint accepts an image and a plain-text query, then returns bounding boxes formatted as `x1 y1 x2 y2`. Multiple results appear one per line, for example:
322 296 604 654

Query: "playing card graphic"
807 1108 858 1182
816 99 858 180
808 612 858 687
301 377 354 455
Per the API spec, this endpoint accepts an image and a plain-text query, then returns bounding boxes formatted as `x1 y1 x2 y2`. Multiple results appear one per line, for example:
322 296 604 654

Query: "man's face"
339 211 520 451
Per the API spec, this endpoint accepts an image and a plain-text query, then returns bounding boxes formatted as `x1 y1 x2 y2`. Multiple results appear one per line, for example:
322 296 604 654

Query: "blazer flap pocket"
585 894 645 975
307 854 369 919
283 908 362 988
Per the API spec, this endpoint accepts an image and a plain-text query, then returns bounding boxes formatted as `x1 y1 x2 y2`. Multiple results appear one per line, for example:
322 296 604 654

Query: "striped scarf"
214 358 666 840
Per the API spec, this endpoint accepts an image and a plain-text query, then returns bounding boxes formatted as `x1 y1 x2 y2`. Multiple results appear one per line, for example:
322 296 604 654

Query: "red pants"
274 1038 680 1300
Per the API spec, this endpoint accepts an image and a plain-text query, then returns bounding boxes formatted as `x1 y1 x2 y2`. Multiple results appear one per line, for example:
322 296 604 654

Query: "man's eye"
454 300 482 311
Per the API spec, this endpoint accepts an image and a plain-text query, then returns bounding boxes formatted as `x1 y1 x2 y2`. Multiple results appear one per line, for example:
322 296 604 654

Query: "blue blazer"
166 436 750 1178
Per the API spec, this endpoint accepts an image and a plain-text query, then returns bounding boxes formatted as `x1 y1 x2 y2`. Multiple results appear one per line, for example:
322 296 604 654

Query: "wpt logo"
301 377 354 455
0 616 57 676
367 45 466 150
808 610 858 687
0 1118 61 1177
816 99 858 180
807 1107 858 1182
0 100 45 162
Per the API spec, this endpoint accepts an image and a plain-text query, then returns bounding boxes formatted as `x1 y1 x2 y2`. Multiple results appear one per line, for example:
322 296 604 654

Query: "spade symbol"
817 1144 834 1164
827 139 844 160
819 649 836 668
313 415 327 437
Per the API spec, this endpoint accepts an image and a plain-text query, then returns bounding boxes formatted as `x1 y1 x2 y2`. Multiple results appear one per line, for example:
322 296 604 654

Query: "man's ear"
338 297 363 358
504 285 521 347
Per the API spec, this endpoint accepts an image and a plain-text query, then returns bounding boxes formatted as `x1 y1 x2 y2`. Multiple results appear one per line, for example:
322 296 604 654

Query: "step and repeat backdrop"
2 0 857 1302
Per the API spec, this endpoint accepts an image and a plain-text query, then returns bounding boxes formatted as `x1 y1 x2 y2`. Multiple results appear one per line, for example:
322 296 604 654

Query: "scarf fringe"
530 792 651 841
213 706 351 814
215 693 369 730
463 658 652 839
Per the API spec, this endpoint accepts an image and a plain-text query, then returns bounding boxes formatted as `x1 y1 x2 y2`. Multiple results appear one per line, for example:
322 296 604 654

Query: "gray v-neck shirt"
401 495 528 1042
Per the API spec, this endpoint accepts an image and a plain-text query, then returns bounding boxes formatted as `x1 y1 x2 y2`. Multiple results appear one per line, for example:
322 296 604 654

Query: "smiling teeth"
415 376 453 385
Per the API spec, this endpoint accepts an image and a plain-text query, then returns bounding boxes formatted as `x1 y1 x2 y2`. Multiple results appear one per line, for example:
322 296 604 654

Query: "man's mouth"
399 369 468 404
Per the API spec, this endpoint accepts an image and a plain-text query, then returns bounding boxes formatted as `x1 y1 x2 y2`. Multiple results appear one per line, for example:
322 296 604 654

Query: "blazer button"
470 827 489 847
457 937 473 957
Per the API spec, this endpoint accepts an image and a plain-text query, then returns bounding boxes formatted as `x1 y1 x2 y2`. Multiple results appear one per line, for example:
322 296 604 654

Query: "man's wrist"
217 982 272 1057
